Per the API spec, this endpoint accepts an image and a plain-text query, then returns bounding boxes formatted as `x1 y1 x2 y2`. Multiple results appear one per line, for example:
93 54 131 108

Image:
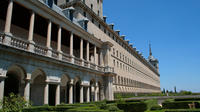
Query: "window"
97 0 99 4
83 0 85 3
92 18 94 23
83 12 86 17
98 24 101 29
66 0 69 3
113 48 115 55
116 51 118 57
113 60 115 66
98 10 100 16
91 4 93 10
104 29 106 33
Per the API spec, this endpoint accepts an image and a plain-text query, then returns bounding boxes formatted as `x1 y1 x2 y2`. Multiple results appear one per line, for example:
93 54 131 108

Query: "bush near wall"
174 98 200 101
117 102 147 112
164 109 200 112
162 101 200 109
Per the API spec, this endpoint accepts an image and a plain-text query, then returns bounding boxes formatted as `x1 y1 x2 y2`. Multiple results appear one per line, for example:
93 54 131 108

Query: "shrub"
117 102 147 112
162 101 200 109
165 109 200 112
150 105 162 110
0 93 30 112
174 98 200 101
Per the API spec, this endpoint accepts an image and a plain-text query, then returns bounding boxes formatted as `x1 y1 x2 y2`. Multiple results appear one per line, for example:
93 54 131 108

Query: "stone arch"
4 64 26 97
60 74 71 104
31 68 46 106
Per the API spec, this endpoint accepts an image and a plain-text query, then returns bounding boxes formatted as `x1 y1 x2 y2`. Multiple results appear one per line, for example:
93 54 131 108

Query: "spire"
149 43 152 56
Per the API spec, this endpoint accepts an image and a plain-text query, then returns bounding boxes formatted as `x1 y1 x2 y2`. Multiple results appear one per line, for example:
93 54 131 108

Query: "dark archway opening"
74 81 80 103
49 84 56 106
4 73 20 96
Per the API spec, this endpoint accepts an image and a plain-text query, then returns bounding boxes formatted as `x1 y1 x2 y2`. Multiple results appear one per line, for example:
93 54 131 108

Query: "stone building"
0 0 160 106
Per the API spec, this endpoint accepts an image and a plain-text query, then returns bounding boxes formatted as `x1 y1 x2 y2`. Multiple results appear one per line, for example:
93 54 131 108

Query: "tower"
148 43 159 72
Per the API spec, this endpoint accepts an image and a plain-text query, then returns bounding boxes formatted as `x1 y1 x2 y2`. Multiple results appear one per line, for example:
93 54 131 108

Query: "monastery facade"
0 0 160 106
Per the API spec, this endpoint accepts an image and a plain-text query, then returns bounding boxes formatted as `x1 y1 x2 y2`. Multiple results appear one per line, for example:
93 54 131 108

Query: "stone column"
46 20 52 57
86 41 90 68
94 46 97 70
86 86 90 102
80 38 84 66
4 0 13 34
56 84 60 105
100 49 104 66
28 11 35 52
0 76 6 103
4 0 13 46
94 83 98 102
69 81 73 104
94 46 96 64
80 85 83 103
44 83 49 105
70 32 74 63
57 26 62 60
24 79 31 102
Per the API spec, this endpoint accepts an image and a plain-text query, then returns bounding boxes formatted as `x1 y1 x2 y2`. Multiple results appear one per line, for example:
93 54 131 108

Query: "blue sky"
103 0 200 92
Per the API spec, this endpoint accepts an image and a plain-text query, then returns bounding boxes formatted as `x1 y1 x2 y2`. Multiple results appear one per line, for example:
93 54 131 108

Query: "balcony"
0 32 115 73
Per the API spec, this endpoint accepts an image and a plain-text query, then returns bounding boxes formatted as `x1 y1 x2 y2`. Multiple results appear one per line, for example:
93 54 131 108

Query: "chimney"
109 23 114 30
103 16 107 23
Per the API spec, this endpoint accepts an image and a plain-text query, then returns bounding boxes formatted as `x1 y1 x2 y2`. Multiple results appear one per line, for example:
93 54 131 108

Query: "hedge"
23 106 75 112
165 109 200 112
174 98 200 101
117 102 147 112
162 101 200 109
150 105 162 110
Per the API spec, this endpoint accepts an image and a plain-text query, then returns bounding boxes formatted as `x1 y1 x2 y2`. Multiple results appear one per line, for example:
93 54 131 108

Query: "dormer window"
91 4 93 10
98 10 100 16
83 12 86 17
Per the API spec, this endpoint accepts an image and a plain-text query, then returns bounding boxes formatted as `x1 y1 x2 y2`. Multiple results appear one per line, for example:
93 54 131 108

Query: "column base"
28 40 35 53
70 55 74 64
47 47 52 57
57 51 63 60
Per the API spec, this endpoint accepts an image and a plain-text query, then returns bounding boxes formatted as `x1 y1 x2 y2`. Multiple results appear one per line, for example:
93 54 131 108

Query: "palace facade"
0 0 160 106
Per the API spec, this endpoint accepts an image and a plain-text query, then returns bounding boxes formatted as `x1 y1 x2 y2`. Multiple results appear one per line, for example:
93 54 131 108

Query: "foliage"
150 105 162 110
162 101 200 109
174 98 200 102
0 93 30 112
117 102 147 112
144 99 159 110
179 90 192 95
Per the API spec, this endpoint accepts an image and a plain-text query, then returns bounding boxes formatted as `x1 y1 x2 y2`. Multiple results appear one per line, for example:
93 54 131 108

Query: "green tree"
0 93 30 112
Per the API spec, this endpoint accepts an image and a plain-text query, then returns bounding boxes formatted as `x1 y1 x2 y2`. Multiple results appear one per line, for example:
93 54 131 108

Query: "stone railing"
74 57 82 66
0 32 116 74
90 63 96 70
0 33 4 43
62 53 71 62
51 50 59 58
83 60 89 67
104 66 114 73
34 44 48 55
10 36 29 50
97 65 104 72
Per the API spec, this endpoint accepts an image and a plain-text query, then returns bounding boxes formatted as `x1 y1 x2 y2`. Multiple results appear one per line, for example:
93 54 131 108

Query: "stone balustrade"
0 33 3 43
34 44 48 56
10 36 29 50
